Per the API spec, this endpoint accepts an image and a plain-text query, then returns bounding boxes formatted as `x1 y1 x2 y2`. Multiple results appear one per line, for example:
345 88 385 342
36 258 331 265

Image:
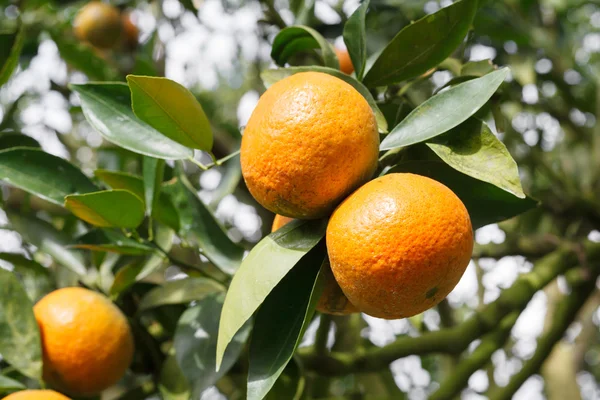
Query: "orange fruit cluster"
244 72 473 319
74 2 139 50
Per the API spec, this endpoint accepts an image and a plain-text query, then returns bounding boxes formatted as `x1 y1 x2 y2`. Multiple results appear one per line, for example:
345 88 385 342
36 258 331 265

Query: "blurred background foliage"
1 0 600 399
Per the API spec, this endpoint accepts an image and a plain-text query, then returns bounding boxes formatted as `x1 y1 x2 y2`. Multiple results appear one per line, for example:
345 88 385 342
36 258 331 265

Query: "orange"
121 11 139 50
271 214 357 315
2 390 70 400
241 72 379 219
335 48 354 75
33 287 134 396
326 173 473 319
73 2 122 49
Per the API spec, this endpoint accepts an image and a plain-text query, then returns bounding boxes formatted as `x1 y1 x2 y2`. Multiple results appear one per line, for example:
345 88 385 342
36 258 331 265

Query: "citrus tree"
0 0 599 399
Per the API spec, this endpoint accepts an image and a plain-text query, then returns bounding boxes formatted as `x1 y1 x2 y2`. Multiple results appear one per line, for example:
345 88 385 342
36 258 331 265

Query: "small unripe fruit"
74 2 122 49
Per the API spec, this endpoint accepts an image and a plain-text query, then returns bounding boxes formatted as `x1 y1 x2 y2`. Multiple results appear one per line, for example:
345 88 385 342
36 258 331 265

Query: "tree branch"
472 235 559 259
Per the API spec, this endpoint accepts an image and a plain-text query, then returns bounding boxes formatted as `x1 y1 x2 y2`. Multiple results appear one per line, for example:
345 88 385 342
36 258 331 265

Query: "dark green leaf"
72 229 156 255
248 250 325 400
216 219 327 369
261 66 388 133
0 24 24 86
142 157 165 216
363 0 478 86
65 190 145 228
128 76 213 151
94 169 180 231
0 269 42 379
265 358 305 400
271 26 339 69
164 170 244 275
0 133 40 150
175 294 251 398
380 68 509 150
7 212 87 276
0 253 53 302
0 375 27 391
0 148 97 206
461 59 496 77
159 354 191 400
343 0 369 80
70 83 193 160
387 160 537 228
427 119 525 198
138 278 225 312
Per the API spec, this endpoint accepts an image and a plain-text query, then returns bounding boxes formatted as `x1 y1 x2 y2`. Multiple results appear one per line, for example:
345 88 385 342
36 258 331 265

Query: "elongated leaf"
426 119 525 198
261 66 388 133
7 212 87 276
0 148 97 205
175 294 251 398
461 59 496 77
65 189 145 228
70 83 193 160
164 171 244 275
128 76 213 151
380 68 509 150
216 219 327 369
138 278 225 311
94 169 180 231
0 269 42 379
0 253 53 302
271 26 339 69
343 0 369 80
387 160 537 228
0 375 26 391
0 133 40 150
248 251 325 400
363 0 478 86
0 24 24 86
159 354 191 400
72 229 156 255
143 157 165 216
265 358 305 400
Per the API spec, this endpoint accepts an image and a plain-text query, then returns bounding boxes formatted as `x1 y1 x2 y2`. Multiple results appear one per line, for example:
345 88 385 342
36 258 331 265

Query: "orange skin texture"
33 287 134 396
271 214 357 315
326 173 474 319
73 2 122 49
335 48 354 75
241 72 379 219
3 390 71 400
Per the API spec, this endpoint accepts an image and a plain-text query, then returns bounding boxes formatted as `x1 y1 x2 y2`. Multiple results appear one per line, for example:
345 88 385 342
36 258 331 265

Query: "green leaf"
0 375 26 391
127 76 214 151
70 83 193 160
0 148 98 206
247 250 325 400
94 169 180 231
0 133 40 150
0 24 24 86
142 157 165 216
0 269 42 379
265 358 305 400
343 0 369 80
7 212 87 276
380 68 509 150
0 253 53 303
387 160 537 229
65 189 145 228
175 294 251 398
71 229 157 255
426 119 525 198
216 219 327 369
164 170 244 275
363 0 478 86
159 354 191 400
138 278 225 312
271 26 339 69
49 28 119 81
461 59 496 77
261 66 388 133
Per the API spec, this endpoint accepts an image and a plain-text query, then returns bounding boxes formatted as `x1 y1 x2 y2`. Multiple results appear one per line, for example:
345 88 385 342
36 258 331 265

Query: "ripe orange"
33 287 134 396
241 72 379 219
335 48 354 75
271 214 357 315
73 2 122 49
2 390 70 400
326 173 473 319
